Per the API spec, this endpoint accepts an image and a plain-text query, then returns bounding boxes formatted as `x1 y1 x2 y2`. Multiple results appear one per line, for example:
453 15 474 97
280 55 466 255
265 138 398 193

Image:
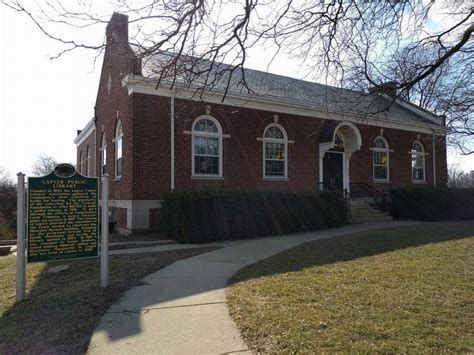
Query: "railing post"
382 189 386 211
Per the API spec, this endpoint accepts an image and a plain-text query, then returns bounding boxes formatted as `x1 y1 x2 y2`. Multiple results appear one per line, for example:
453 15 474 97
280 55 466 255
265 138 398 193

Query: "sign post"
16 173 26 302
101 174 109 288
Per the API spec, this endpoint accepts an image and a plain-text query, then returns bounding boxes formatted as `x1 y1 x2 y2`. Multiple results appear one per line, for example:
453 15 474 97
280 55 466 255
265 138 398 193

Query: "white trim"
410 140 426 183
100 133 107 176
74 118 95 146
85 146 91 177
372 136 390 183
382 94 444 126
123 75 448 136
262 123 288 179
115 120 123 178
99 199 163 230
319 122 362 192
191 115 223 178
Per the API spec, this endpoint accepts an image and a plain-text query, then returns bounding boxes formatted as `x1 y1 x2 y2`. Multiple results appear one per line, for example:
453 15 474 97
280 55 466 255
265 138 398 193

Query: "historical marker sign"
27 164 99 263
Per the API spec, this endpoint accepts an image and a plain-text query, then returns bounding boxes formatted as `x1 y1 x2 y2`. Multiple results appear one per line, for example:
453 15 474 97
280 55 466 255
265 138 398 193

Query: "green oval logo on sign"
54 163 76 178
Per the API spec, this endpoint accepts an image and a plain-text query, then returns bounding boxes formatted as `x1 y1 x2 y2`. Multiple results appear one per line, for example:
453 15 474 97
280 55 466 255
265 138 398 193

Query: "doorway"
322 152 343 190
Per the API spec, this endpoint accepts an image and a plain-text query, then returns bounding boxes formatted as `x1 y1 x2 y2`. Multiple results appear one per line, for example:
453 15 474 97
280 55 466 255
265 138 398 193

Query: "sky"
0 2 473 180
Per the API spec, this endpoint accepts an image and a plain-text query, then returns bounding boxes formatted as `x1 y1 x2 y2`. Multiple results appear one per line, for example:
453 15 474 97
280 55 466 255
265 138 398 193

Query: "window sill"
113 177 122 182
412 180 427 184
191 175 224 181
373 179 391 184
263 177 289 182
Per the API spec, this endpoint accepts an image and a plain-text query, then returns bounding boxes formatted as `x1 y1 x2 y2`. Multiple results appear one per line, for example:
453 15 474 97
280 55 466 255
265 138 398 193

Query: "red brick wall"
129 96 447 199
76 130 96 176
131 94 171 199
350 125 447 191
94 38 135 201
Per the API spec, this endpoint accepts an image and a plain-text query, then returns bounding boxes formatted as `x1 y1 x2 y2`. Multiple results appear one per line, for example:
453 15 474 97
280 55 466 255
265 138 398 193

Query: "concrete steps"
349 198 392 224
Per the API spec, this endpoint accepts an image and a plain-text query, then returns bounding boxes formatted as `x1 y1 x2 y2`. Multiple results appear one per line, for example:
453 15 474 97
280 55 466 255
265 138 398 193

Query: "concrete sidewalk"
88 221 418 354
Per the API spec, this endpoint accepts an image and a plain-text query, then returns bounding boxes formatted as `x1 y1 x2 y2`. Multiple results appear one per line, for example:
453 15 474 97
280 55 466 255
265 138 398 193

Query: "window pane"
194 119 218 133
412 167 424 181
265 160 285 177
264 126 284 139
117 137 123 159
374 166 387 180
374 138 386 149
195 156 219 175
116 157 122 176
412 142 423 152
373 151 387 165
194 137 218 156
265 142 285 159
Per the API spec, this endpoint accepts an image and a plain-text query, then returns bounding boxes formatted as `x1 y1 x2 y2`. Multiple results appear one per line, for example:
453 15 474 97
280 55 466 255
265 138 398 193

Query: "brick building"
75 13 448 234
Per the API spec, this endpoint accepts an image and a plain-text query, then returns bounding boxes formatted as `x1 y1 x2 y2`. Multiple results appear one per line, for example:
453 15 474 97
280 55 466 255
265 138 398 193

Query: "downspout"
432 134 436 188
170 94 175 191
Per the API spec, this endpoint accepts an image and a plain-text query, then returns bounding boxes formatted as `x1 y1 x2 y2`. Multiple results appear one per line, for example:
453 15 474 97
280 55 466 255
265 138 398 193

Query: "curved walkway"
88 221 417 354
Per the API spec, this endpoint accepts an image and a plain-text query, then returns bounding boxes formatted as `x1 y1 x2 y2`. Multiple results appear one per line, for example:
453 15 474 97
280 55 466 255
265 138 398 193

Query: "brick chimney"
369 81 398 98
106 12 129 43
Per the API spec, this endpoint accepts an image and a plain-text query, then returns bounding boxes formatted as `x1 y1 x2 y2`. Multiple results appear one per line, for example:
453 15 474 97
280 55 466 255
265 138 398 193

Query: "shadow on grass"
230 221 474 284
2 222 473 353
0 247 220 354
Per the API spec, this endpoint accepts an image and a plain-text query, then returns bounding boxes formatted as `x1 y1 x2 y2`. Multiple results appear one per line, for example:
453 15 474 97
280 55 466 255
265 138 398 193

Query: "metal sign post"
16 172 26 302
101 174 109 288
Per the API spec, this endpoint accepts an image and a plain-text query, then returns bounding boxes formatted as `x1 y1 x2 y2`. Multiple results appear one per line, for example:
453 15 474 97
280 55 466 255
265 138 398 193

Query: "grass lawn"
228 222 474 353
0 246 219 353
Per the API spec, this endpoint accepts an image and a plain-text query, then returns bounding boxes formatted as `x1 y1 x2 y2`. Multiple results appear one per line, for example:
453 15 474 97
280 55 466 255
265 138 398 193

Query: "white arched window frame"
262 124 288 179
115 120 123 178
371 136 390 182
85 146 91 176
78 151 83 174
411 141 426 182
191 115 223 178
100 133 107 176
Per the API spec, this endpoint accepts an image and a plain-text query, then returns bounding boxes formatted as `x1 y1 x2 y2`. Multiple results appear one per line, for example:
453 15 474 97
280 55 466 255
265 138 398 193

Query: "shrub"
161 189 347 243
390 187 474 221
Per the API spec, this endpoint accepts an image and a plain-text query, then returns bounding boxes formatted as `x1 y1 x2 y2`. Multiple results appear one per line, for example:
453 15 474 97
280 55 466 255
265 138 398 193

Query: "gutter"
171 92 175 191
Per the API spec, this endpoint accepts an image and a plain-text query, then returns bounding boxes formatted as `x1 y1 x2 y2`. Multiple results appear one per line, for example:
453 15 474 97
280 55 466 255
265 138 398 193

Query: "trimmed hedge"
161 189 347 243
391 187 474 221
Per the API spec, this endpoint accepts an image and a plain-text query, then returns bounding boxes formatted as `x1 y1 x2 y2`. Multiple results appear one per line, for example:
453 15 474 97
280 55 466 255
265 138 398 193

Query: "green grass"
227 222 474 353
0 247 219 353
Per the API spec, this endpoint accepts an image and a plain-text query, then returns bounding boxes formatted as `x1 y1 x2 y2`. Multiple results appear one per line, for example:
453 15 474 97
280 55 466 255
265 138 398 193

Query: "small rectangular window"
194 136 219 175
265 142 285 177
373 151 388 180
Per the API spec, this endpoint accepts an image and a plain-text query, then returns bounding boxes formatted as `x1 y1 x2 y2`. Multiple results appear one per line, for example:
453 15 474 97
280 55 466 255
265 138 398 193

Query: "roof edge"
123 74 449 135
74 118 95 146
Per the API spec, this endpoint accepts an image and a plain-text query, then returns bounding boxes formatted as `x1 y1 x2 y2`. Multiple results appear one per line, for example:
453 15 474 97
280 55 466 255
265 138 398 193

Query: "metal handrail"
349 183 387 211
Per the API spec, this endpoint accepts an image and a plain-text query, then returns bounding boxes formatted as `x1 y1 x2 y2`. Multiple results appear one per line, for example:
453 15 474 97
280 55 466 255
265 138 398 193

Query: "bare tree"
448 164 474 187
0 167 16 239
2 0 473 150
31 154 59 177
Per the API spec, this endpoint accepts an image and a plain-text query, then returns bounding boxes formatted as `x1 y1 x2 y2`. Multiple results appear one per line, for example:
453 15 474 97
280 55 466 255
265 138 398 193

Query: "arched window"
192 116 223 177
78 151 83 174
85 146 90 176
373 136 389 181
411 141 425 182
263 124 288 178
101 133 107 176
115 120 123 178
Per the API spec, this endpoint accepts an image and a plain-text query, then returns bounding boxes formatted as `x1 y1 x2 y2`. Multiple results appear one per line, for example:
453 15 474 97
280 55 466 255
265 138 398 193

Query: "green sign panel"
27 164 99 262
